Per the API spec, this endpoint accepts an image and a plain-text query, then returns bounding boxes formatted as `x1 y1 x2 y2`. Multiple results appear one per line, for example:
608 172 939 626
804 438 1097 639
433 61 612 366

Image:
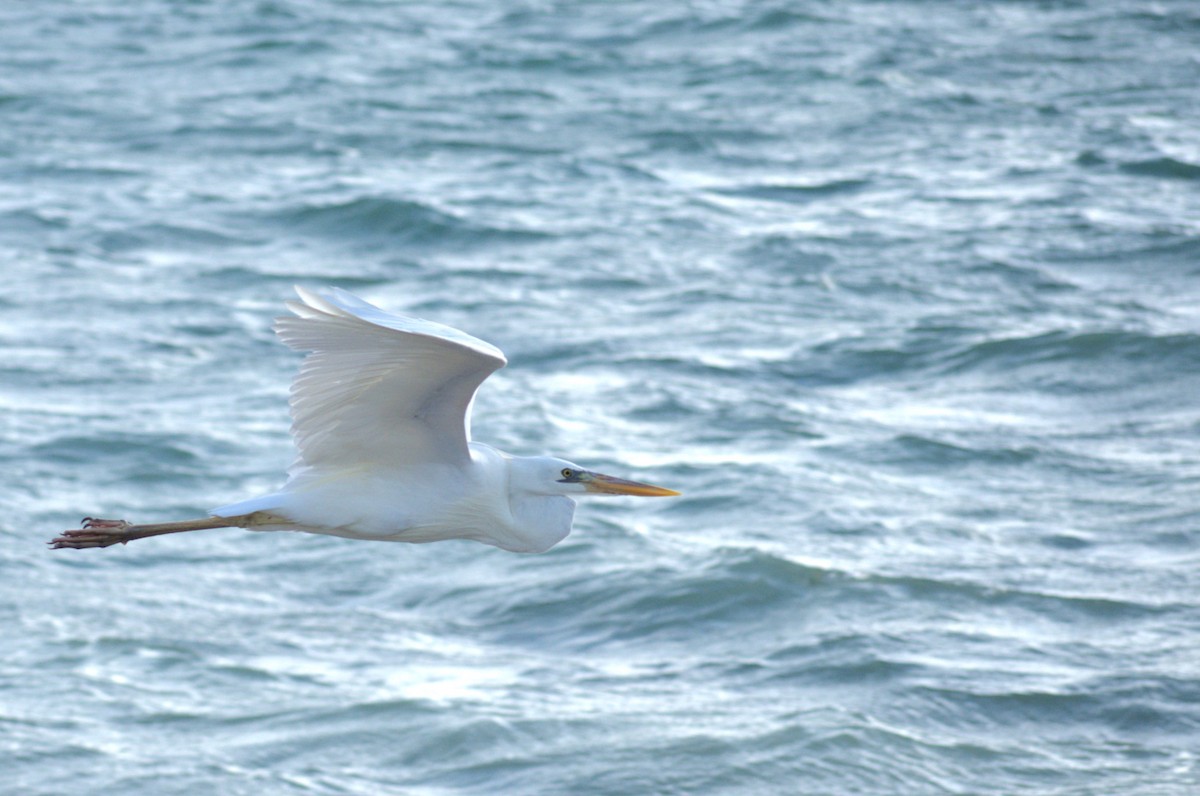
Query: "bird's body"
213 444 576 552
51 287 677 553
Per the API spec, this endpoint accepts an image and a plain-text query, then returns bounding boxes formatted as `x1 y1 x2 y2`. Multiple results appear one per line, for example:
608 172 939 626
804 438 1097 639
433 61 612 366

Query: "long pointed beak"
579 471 681 497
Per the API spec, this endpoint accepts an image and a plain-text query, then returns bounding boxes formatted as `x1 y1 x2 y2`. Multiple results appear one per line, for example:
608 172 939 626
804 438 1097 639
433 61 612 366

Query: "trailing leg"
48 513 275 549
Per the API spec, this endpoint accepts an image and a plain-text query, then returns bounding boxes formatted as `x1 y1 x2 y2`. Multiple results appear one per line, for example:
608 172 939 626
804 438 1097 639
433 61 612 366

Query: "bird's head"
514 456 680 498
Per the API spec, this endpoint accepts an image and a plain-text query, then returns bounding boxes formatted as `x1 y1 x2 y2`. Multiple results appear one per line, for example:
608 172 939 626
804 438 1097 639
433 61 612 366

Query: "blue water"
4 1 1200 793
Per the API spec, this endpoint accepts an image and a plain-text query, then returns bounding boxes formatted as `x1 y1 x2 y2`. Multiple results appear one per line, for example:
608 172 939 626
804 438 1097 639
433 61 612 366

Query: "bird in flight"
51 287 678 553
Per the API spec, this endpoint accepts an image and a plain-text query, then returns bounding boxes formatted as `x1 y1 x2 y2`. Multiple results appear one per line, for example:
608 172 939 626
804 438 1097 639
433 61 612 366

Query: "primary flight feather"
51 287 678 553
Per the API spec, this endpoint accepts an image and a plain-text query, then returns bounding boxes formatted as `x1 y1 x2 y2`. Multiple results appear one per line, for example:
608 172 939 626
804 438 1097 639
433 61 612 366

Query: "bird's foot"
49 518 134 549
82 517 131 530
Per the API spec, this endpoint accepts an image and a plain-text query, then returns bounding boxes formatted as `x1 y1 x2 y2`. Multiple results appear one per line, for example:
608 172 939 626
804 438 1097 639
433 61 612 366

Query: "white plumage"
52 287 678 554
276 287 505 470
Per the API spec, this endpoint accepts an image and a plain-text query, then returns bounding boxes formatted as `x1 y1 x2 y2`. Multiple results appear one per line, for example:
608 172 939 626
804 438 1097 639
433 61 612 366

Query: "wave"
1119 156 1200 181
798 326 1200 388
266 196 552 247
913 673 1200 734
711 178 869 204
29 433 202 469
938 329 1200 377
94 222 258 253
1078 150 1200 181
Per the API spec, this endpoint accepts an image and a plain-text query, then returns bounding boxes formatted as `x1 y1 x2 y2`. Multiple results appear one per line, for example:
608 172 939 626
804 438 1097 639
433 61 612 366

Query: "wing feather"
274 287 507 469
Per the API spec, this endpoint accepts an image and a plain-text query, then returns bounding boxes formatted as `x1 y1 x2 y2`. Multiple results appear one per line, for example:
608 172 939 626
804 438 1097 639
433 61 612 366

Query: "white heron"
50 287 678 553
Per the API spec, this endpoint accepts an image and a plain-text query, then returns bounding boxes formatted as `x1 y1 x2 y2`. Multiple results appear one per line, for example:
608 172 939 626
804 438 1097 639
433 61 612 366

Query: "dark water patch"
206 660 297 685
309 697 442 723
1033 233 1200 279
0 208 70 233
164 119 314 155
711 178 869 204
401 717 529 770
226 36 334 57
94 222 256 254
765 633 922 687
624 389 704 423
479 548 831 651
191 266 388 289
877 434 1040 470
738 7 839 32
1091 675 1200 733
869 572 1173 623
965 258 1079 295
28 433 206 482
797 331 959 386
1040 532 1093 551
1119 156 1200 180
9 161 144 181
127 709 212 727
910 685 1099 734
911 674 1200 736
938 330 1200 380
412 135 566 157
472 86 562 103
735 234 837 273
633 125 777 155
424 755 552 795
459 43 627 76
266 196 552 248
605 548 830 641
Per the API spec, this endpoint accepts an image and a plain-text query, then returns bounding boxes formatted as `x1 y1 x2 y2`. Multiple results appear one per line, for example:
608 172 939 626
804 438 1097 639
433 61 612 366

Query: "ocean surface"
4 1 1200 793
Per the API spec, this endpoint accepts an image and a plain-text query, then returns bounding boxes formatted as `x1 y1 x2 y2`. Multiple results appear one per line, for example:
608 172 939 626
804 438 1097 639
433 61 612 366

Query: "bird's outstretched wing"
273 287 507 470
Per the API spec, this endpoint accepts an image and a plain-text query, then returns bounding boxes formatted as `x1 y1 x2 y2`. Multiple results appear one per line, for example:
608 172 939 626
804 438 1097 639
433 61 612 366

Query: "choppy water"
4 1 1200 794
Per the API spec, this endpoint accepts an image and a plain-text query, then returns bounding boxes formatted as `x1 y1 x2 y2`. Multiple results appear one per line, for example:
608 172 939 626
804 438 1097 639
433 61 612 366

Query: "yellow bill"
579 471 681 497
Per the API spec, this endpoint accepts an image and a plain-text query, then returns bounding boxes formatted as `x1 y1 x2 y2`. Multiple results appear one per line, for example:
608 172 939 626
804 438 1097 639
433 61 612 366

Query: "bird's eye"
561 468 574 479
